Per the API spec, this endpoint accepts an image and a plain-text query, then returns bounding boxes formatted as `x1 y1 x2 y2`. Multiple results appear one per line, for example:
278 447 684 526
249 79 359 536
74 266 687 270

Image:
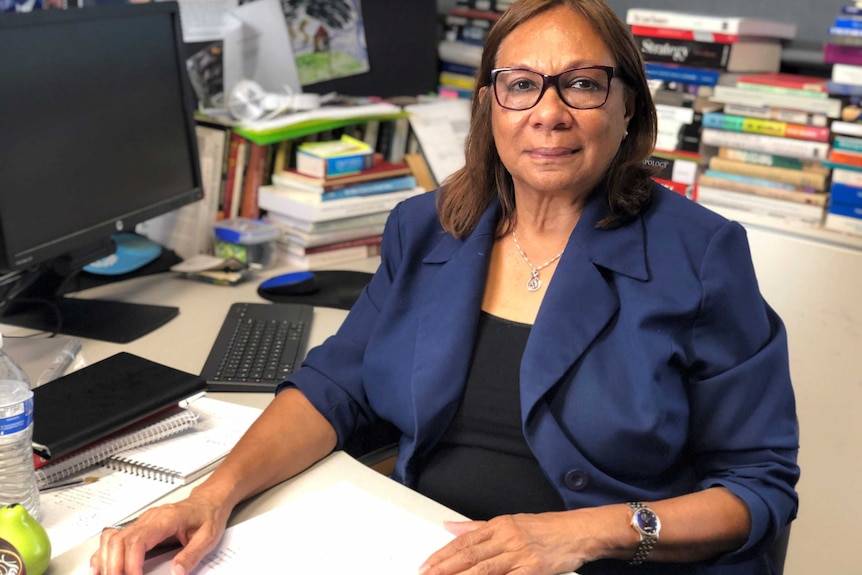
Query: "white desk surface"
47 451 467 574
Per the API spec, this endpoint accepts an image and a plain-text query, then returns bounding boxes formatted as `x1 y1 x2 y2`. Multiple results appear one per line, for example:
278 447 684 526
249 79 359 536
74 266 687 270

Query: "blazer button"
564 469 590 491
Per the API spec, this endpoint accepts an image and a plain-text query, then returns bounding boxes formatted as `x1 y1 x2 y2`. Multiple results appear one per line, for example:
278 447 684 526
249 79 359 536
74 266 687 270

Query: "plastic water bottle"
0 333 40 520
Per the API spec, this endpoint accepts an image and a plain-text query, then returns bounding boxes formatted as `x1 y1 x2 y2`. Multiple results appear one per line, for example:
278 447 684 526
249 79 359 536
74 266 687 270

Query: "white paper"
41 468 176 557
223 0 302 97
143 481 456 574
176 0 240 43
39 398 261 558
404 99 471 186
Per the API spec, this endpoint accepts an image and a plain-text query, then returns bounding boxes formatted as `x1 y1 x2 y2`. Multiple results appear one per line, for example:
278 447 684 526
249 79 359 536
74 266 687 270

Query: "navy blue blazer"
284 184 799 573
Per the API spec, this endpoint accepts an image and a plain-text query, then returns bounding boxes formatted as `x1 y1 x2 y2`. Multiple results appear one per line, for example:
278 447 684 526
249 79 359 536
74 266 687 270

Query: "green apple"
0 504 51 575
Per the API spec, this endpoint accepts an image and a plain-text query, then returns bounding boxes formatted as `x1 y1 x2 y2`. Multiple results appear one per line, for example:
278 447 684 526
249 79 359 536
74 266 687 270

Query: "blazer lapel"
409 201 501 451
520 192 650 416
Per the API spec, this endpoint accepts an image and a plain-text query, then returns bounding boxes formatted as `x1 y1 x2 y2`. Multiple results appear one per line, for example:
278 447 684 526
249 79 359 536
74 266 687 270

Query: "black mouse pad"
257 270 374 310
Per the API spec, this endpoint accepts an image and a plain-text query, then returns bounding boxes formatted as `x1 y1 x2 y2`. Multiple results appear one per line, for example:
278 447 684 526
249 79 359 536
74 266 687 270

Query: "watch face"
634 508 660 535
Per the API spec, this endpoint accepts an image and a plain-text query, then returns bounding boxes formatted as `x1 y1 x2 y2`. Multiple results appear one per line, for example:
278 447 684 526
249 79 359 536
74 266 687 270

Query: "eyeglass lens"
493 67 612 111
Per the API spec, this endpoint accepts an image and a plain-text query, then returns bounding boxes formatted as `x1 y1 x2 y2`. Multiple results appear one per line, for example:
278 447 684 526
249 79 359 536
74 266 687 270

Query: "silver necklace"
511 229 565 292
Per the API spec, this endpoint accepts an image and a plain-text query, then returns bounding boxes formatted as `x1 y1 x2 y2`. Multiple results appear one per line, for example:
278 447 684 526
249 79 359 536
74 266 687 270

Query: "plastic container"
0 335 40 520
213 218 281 269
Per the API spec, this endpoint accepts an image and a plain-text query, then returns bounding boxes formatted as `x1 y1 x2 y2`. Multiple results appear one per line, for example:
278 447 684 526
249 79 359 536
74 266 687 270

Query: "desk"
47 451 467 574
0 257 381 412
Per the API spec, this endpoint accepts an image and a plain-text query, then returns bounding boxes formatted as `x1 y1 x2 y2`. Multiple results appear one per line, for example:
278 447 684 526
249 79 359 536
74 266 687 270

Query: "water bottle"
0 333 40 521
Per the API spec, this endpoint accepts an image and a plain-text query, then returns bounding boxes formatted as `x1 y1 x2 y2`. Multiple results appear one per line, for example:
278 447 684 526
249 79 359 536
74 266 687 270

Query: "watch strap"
628 502 659 565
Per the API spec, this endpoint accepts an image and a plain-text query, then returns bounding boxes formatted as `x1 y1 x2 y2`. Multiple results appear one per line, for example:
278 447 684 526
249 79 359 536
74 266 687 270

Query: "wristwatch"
628 502 661 565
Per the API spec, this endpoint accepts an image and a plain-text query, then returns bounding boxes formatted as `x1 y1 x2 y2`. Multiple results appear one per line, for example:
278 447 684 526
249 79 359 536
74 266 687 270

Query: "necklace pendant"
527 270 542 292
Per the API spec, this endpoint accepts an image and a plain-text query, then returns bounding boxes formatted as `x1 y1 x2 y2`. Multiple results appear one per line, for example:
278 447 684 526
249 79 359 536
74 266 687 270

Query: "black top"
415 312 565 520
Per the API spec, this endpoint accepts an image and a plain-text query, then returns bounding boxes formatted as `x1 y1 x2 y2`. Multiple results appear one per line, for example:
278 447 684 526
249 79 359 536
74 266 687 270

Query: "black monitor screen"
0 2 202 270
0 2 203 342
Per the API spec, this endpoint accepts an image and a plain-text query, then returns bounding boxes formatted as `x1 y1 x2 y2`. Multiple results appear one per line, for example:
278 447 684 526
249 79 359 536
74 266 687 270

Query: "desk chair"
769 525 791 575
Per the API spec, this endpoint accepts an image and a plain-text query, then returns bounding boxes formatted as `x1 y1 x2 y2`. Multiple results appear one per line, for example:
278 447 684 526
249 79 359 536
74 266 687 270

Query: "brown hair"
437 0 658 238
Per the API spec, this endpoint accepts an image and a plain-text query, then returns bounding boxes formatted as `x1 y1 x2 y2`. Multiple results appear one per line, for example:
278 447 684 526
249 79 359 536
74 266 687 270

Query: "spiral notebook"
36 408 200 489
100 396 261 485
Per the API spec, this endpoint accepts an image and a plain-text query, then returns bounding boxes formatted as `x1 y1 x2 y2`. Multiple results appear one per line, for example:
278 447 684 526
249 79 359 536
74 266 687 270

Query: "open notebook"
39 396 262 557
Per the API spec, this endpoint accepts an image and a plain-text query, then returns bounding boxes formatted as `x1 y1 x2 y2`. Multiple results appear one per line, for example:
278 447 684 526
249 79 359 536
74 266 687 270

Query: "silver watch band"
629 502 659 565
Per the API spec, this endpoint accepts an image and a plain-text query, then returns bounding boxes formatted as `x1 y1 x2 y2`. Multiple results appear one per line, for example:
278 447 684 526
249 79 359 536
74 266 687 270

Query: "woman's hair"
437 0 658 238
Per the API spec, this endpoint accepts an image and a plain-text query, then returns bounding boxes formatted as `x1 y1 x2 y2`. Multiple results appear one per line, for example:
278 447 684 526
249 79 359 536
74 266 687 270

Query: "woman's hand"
90 490 230 575
419 512 597 575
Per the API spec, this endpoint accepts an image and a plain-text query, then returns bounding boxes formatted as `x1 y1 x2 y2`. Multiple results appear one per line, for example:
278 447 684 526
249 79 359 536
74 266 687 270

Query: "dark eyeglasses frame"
490 65 617 111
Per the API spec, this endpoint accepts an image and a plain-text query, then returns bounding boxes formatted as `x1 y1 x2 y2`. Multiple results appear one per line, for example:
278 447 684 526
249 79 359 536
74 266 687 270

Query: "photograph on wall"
280 0 370 86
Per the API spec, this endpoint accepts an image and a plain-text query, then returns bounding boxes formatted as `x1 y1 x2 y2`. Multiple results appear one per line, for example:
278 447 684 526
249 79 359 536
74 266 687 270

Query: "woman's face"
489 6 634 200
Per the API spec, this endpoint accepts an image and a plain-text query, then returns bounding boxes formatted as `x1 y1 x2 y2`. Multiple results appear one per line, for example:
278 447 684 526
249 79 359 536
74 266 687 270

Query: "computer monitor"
0 2 203 343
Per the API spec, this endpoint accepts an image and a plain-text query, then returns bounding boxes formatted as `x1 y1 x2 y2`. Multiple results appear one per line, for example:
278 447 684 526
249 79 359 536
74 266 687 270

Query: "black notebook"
32 352 206 459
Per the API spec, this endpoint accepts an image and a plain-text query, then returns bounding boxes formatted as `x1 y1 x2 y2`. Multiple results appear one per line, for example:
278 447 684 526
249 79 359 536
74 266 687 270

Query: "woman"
92 1 799 574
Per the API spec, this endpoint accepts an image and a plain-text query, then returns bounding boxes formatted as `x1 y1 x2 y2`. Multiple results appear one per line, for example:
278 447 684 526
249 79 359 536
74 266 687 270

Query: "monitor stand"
1 249 178 343
1 297 178 344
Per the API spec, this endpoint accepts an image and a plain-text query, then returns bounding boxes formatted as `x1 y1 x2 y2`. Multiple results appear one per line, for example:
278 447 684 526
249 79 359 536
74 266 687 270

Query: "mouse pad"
257 270 374 310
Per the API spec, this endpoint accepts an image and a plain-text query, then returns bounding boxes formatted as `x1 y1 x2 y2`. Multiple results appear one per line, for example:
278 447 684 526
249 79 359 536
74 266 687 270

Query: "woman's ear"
478 85 489 103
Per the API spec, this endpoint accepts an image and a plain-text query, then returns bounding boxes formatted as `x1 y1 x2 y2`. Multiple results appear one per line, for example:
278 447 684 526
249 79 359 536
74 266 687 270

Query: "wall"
744 226 862 575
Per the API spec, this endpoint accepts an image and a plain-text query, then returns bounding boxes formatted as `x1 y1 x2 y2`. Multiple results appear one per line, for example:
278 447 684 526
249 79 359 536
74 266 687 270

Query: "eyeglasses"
490 66 616 111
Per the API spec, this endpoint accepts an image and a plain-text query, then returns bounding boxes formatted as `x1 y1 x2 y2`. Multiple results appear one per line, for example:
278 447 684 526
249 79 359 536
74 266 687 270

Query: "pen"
39 476 99 493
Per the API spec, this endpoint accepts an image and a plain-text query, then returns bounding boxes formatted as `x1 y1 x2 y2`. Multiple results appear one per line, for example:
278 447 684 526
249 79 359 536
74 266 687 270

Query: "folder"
32 352 206 459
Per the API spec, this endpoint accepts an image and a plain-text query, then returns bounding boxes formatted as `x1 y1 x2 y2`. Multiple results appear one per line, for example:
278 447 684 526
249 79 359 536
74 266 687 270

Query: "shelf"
699 202 862 252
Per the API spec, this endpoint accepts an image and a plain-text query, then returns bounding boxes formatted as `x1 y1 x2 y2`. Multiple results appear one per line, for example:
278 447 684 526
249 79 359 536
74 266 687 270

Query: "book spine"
832 63 862 86
702 113 830 142
834 16 862 29
653 177 693 198
240 143 267 219
716 147 824 171
296 149 375 179
438 71 476 90
698 174 827 205
833 135 862 153
711 86 842 118
829 148 862 166
643 156 698 184
832 166 862 187
644 62 721 86
636 36 731 68
626 9 744 34
701 128 830 160
830 181 862 205
830 25 862 37
735 82 829 99
707 157 828 191
696 185 826 220
318 176 418 200
630 25 739 44
259 186 424 223
654 104 696 125
721 103 828 127
824 44 862 66
828 201 862 219
830 120 862 137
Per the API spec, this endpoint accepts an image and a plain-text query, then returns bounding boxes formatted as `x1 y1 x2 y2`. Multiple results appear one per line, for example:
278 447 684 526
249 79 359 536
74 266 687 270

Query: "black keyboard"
201 302 313 392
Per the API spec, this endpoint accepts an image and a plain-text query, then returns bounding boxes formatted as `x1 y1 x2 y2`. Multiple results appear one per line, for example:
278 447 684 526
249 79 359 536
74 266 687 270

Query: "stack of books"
695 72 838 227
626 8 796 162
437 1 507 99
821 2 862 237
260 156 425 269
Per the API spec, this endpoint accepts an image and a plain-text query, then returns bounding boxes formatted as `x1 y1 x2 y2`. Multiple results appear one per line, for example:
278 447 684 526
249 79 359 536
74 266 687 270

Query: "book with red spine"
735 72 830 93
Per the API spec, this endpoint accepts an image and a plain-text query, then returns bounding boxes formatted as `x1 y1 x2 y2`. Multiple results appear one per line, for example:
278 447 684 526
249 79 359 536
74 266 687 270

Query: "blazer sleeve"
686 220 799 562
276 205 405 449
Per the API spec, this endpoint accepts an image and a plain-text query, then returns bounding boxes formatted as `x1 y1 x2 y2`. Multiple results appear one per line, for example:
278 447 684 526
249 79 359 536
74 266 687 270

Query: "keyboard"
201 302 313 392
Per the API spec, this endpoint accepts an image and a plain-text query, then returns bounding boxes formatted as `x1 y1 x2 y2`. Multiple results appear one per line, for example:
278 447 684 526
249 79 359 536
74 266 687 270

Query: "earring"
623 130 629 140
